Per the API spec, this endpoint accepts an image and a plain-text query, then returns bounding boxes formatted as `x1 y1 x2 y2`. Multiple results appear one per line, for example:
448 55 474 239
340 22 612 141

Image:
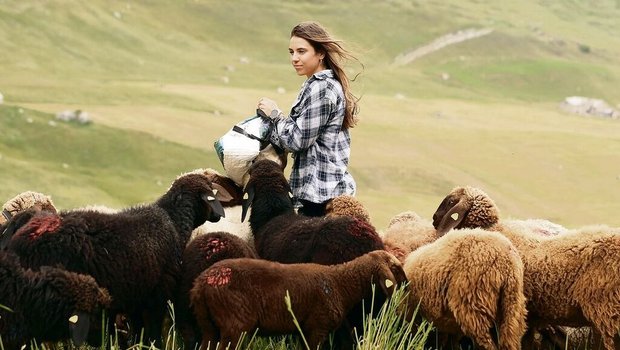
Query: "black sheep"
176 231 257 349
241 159 384 265
0 251 111 350
240 159 388 346
3 170 233 345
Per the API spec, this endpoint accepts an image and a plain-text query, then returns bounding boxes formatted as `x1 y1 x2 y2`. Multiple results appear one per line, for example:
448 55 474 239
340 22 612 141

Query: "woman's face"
289 36 325 78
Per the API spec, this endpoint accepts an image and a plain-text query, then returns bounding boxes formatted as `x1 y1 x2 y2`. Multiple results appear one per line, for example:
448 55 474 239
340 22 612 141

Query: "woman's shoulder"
306 70 342 97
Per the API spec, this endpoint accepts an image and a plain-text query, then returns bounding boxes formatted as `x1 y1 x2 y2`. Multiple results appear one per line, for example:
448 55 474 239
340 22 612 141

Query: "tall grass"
0 285 429 350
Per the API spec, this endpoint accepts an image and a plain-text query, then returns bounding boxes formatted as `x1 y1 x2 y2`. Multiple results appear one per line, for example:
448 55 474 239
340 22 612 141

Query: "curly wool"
433 186 620 350
1 191 56 225
403 229 527 350
325 194 371 223
382 211 439 263
387 211 422 229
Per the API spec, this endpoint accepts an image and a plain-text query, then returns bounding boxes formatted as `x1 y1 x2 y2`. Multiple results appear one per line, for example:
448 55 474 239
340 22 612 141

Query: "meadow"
1 0 619 229
0 0 619 348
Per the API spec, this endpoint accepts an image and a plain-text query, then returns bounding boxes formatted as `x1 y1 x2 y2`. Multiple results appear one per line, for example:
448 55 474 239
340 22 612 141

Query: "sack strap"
232 116 275 150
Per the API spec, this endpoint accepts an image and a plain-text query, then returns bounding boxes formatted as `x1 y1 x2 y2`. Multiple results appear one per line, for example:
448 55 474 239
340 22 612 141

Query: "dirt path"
393 28 493 66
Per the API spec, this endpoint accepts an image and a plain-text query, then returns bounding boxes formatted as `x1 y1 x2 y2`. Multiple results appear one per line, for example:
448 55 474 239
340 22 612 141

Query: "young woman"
257 21 360 217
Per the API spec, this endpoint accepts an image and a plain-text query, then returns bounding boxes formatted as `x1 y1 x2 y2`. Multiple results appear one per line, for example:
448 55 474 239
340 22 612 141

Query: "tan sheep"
433 186 620 350
382 211 439 263
324 194 371 223
403 228 527 350
1 191 56 225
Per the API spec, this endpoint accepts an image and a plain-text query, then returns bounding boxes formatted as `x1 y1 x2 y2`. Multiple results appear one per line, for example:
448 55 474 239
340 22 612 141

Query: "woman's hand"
257 97 282 119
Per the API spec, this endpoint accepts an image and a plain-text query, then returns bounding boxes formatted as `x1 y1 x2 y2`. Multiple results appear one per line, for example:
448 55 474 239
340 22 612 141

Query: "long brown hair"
291 21 360 130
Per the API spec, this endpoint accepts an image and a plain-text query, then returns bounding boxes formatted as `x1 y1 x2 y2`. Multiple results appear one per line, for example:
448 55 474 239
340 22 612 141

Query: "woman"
257 21 360 217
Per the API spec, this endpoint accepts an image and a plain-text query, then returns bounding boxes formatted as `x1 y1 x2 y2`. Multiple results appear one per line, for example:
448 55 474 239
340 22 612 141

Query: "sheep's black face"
168 173 234 225
432 193 460 228
242 159 293 223
247 159 290 195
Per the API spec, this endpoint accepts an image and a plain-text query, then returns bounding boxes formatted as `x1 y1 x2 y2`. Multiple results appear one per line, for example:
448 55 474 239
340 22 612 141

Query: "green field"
1 0 619 230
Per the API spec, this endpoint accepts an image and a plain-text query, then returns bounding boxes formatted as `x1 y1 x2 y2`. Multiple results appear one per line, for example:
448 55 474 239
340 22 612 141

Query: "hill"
0 0 619 228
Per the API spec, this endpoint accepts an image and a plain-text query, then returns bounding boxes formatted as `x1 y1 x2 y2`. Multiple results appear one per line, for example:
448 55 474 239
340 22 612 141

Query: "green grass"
0 285 429 350
0 105 219 209
1 0 619 228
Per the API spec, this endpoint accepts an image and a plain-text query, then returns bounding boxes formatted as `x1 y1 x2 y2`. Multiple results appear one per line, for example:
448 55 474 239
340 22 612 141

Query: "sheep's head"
241 159 292 222
202 168 244 207
31 267 112 347
432 186 500 236
166 171 234 225
367 250 408 297
1 191 57 225
387 211 422 229
325 195 371 223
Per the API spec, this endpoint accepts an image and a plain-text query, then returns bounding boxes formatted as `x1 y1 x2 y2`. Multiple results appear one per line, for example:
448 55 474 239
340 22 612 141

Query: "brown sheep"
325 194 371 223
177 231 257 349
433 186 620 350
403 228 527 350
190 250 406 350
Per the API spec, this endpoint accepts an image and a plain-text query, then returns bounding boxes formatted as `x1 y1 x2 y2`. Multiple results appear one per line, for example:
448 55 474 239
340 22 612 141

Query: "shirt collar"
310 69 333 81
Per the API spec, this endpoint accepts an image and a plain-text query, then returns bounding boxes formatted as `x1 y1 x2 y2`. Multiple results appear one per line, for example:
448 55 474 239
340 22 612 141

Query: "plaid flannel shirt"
270 69 356 206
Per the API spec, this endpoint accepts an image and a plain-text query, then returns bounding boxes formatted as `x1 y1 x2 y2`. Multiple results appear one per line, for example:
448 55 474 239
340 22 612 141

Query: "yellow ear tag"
288 192 293 198
213 189 219 195
451 213 459 221
243 193 249 200
385 279 394 288
207 196 215 201
69 315 79 324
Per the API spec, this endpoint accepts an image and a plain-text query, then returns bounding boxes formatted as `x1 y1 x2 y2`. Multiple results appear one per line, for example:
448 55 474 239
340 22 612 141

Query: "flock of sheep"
1 159 619 350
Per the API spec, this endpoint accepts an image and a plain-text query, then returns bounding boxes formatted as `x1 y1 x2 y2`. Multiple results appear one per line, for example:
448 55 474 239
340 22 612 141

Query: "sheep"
191 168 251 242
0 251 111 349
190 250 406 350
431 186 567 237
176 231 257 349
403 228 527 350
324 194 371 223
381 211 440 263
241 159 385 265
3 169 233 345
0 191 57 225
433 186 620 350
240 159 387 345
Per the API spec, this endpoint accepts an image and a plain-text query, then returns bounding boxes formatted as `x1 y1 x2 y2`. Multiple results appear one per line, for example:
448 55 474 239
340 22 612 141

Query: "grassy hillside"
0 105 219 208
1 0 619 228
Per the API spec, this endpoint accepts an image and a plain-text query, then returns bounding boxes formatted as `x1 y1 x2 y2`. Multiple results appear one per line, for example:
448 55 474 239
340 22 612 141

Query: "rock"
560 96 619 119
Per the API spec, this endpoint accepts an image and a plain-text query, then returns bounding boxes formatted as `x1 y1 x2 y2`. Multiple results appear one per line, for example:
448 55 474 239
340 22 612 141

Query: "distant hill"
0 105 218 209
0 0 619 228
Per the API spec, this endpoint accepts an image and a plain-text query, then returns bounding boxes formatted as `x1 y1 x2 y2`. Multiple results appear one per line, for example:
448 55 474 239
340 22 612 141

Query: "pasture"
0 0 619 348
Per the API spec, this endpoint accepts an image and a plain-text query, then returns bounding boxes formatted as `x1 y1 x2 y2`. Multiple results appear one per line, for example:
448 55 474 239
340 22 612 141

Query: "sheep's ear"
377 264 399 297
211 183 234 204
434 197 468 236
240 185 255 223
379 275 397 297
0 210 36 250
202 193 225 218
68 311 90 346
